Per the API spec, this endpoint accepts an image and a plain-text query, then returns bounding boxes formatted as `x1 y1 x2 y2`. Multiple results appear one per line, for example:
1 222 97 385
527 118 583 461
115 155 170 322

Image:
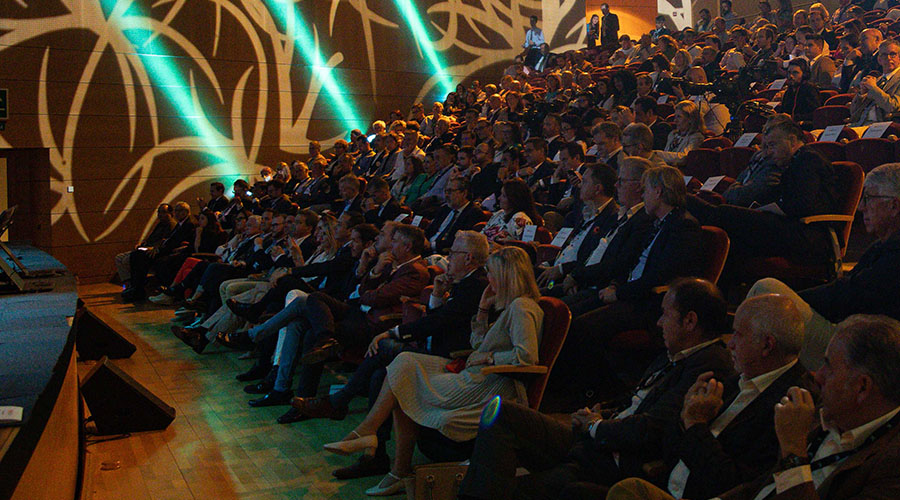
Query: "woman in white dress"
323 246 544 496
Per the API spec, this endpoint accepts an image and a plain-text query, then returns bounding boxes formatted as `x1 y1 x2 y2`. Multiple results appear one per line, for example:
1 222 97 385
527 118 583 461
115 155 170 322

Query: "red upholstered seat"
824 93 854 106
700 136 733 149
805 141 846 162
719 146 756 178
844 138 897 172
683 148 722 181
812 105 851 129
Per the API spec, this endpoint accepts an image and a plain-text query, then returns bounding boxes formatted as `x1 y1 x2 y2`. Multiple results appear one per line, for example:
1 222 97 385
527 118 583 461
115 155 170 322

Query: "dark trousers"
197 262 250 315
304 292 378 351
459 401 619 500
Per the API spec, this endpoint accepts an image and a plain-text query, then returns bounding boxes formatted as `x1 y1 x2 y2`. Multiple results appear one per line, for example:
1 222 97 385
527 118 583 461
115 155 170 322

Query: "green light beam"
393 0 455 98
263 0 366 133
101 0 240 167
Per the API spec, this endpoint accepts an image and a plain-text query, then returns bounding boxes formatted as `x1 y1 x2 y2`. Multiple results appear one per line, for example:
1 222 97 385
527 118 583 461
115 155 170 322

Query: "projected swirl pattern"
0 0 584 277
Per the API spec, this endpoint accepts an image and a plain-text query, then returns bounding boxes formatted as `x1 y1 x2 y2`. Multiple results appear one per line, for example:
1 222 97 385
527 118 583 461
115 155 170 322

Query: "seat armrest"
481 365 548 375
799 214 855 224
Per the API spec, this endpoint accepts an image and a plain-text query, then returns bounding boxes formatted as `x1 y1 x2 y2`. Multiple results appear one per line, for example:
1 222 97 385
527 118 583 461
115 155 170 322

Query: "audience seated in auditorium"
457 278 734 500
608 314 900 500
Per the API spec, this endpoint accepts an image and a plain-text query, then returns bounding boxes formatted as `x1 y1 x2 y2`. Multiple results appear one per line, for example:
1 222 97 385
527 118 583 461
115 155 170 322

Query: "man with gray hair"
622 123 668 168
609 313 900 500
291 231 490 479
606 294 811 500
748 162 900 369
850 39 900 126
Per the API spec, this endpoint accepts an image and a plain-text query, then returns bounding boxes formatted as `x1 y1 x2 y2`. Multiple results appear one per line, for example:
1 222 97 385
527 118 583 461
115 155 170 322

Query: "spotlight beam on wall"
393 0 455 98
263 0 366 133
100 0 239 166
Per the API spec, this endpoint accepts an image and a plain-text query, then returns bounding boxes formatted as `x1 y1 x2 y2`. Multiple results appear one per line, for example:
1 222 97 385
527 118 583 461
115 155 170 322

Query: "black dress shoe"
332 452 391 480
248 390 293 407
235 363 271 382
226 298 263 322
300 338 342 365
188 334 209 354
122 287 145 302
216 330 255 351
277 407 310 424
244 380 274 394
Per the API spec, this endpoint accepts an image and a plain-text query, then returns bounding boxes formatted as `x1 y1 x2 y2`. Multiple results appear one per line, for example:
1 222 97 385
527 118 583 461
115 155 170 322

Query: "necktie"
877 76 887 89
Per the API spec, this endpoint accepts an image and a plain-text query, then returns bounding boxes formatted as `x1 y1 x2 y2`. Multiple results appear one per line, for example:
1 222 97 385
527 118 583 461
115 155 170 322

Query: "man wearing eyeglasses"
747 163 900 370
425 177 487 254
850 39 900 126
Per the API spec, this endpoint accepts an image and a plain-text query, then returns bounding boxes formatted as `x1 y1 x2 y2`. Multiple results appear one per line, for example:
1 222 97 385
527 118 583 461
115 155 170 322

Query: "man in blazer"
608 314 900 500
425 177 487 254
457 278 735 500
657 294 813 500
524 137 556 195
538 163 619 295
289 232 491 475
850 39 900 126
363 176 403 226
549 166 704 407
124 201 196 300
687 120 838 268
806 35 837 90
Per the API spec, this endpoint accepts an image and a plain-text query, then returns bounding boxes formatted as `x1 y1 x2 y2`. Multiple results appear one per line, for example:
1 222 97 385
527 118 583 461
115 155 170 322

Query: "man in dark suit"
200 181 230 213
424 117 454 153
457 278 735 500
425 177 487 254
633 97 672 151
469 141 501 201
656 294 812 500
608 314 900 500
291 231 491 477
687 120 838 271
591 121 626 173
543 114 567 161
533 43 553 73
259 180 294 214
331 174 364 216
124 201 196 301
550 165 705 407
600 3 619 47
363 176 402 226
537 163 619 294
524 137 556 193
296 158 333 208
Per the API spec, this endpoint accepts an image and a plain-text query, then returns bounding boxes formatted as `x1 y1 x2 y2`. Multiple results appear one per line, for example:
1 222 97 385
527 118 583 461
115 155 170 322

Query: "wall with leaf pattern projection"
0 0 586 280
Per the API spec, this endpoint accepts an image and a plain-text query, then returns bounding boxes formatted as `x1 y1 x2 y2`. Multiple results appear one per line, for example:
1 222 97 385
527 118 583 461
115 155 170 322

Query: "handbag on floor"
404 462 468 500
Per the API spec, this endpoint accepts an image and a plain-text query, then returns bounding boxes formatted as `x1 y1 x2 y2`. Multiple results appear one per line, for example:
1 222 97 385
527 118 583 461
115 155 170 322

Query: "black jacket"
365 197 404 226
800 229 900 322
395 269 488 357
572 341 735 479
559 200 620 275
575 208 655 289
289 244 356 300
663 362 812 499
425 202 487 254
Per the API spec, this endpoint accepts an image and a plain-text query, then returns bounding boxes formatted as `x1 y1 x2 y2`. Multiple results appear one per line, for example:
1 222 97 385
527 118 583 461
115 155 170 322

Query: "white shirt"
667 360 798 498
554 199 611 268
523 28 544 48
585 202 643 267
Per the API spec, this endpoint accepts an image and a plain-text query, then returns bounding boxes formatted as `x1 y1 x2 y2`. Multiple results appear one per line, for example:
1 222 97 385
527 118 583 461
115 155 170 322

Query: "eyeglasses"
448 249 469 257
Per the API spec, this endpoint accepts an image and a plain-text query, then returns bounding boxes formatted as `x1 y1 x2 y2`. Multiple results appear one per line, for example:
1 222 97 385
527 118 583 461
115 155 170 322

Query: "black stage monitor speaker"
80 357 175 435
73 307 136 360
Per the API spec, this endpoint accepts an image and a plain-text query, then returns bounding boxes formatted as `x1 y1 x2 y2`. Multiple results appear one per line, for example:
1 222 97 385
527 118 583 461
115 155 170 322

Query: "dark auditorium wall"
0 0 584 280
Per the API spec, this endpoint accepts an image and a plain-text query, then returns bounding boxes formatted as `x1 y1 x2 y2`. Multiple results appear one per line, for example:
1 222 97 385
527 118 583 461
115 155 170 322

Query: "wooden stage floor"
77 283 395 500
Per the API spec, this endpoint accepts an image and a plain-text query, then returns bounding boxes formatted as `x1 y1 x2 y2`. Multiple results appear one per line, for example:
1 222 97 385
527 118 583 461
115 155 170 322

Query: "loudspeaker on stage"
80 357 175 435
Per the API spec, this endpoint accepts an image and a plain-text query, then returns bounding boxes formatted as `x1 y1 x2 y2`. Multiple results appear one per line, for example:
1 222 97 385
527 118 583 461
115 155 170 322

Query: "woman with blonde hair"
671 49 693 77
323 246 544 496
657 100 706 167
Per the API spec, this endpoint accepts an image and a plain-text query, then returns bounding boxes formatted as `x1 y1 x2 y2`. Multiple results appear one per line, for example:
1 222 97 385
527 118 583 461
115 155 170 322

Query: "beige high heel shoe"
323 430 378 456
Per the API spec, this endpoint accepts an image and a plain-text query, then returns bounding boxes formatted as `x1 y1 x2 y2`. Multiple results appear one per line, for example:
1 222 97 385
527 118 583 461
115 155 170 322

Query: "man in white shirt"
607 313 900 500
